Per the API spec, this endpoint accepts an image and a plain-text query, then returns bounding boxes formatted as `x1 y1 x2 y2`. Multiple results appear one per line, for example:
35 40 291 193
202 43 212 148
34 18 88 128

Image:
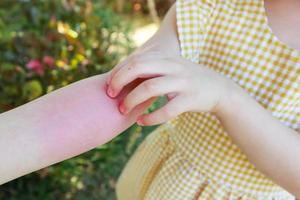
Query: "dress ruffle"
116 123 295 200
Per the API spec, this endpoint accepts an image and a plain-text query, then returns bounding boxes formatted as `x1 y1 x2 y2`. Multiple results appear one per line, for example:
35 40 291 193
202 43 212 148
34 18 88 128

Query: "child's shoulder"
177 0 251 11
203 0 258 16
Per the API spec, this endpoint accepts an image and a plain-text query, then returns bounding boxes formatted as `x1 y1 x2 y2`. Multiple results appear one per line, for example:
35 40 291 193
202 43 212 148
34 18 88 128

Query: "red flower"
43 56 55 68
26 59 44 75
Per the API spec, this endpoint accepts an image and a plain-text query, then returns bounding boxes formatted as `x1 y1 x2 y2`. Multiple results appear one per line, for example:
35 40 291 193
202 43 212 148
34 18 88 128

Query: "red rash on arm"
0 72 154 184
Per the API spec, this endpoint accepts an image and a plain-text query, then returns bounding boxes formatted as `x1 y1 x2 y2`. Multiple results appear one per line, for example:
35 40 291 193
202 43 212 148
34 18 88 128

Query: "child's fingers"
137 95 188 126
106 51 153 86
120 76 182 114
106 67 118 85
106 56 133 85
108 60 178 98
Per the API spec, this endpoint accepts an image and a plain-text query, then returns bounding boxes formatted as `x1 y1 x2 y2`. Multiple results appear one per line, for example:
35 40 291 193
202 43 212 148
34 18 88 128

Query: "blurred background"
0 0 174 199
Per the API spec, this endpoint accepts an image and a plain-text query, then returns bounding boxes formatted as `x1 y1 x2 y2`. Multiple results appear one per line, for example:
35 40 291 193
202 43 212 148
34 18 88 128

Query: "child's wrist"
214 81 246 120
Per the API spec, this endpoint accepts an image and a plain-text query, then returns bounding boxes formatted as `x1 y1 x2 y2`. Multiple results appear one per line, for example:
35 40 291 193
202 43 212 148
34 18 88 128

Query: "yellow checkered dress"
116 0 300 199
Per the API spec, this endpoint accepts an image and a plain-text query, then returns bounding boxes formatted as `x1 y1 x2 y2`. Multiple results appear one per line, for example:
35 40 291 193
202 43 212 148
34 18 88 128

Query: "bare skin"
0 1 300 197
107 1 300 197
0 74 155 184
0 3 178 185
264 0 300 50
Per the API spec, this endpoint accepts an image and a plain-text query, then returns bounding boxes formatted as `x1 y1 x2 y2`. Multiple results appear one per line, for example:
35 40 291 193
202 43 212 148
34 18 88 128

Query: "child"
1 0 299 199
107 0 300 199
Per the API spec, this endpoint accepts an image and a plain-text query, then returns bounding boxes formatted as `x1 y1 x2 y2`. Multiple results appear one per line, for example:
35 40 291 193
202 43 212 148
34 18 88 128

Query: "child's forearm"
0 2 176 185
216 84 300 197
0 72 153 184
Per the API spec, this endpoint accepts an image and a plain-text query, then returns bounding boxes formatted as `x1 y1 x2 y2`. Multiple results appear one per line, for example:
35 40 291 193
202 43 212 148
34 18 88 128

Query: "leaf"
22 80 43 101
1 63 14 71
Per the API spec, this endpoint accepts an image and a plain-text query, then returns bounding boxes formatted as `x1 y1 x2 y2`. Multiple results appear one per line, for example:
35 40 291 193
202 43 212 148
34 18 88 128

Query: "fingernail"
118 101 126 114
107 87 114 97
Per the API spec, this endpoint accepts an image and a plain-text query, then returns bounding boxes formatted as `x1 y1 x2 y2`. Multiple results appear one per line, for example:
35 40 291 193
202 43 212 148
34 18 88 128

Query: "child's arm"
0 2 179 185
0 2 180 185
0 72 154 185
216 85 300 197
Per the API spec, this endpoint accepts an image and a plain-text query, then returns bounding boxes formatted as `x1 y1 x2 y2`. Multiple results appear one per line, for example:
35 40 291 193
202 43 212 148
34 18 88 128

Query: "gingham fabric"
116 0 300 199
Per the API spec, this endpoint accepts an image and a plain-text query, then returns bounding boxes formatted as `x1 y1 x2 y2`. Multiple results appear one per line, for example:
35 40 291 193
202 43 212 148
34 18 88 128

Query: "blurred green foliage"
0 0 168 199
0 0 135 112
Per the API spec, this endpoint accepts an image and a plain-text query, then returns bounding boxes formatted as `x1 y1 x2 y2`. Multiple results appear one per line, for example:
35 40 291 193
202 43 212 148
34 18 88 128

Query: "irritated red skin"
39 73 151 159
0 72 154 184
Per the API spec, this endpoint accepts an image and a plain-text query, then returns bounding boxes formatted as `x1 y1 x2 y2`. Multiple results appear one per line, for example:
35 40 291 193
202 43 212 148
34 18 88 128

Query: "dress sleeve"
175 0 216 63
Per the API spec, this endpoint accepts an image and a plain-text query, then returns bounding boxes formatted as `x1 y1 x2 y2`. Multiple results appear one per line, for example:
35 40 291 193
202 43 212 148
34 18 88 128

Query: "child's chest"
264 0 300 51
197 1 300 131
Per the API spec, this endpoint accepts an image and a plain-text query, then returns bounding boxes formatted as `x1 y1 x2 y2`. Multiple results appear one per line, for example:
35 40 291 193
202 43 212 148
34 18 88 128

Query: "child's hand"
105 52 236 126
